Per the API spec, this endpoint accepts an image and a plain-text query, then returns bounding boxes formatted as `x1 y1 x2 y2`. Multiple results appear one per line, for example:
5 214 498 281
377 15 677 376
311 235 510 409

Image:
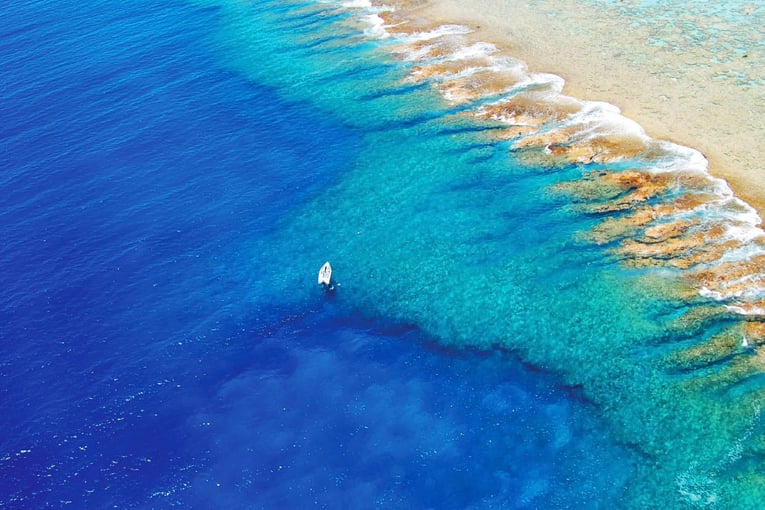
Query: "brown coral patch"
396 39 459 60
693 252 765 288
477 95 580 127
551 171 630 202
512 126 578 151
744 321 765 344
583 207 656 245
640 220 696 244
666 306 736 337
727 299 765 317
690 250 765 301
615 223 742 269
436 69 527 103
652 193 714 216
513 129 650 165
558 135 649 165
556 172 718 248
664 329 741 370
408 58 495 82
705 278 765 306
565 170 672 213
377 10 433 34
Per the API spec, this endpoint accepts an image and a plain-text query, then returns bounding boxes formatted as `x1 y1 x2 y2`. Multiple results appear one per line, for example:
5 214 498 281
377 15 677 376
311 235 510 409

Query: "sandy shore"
399 0 765 218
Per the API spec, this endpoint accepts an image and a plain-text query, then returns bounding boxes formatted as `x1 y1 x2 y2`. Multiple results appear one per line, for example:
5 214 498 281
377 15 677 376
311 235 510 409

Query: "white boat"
318 261 332 286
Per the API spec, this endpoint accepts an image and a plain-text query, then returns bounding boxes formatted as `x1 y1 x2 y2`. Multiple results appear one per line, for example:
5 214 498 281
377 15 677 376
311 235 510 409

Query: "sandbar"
402 0 765 218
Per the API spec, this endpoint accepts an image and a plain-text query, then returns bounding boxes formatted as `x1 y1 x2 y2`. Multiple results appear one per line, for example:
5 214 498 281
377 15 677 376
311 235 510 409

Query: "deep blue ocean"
4 0 765 508
0 1 638 508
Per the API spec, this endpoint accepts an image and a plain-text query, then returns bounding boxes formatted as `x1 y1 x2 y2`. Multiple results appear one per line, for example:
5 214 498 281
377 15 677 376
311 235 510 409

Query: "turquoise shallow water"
87 0 761 506
10 0 764 507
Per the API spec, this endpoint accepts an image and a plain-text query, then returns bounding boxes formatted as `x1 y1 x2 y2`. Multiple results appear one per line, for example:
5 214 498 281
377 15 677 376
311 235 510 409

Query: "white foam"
489 72 566 105
445 71 562 111
337 0 395 39
399 43 436 61
442 90 457 102
701 273 765 304
675 197 764 245
340 1 765 319
723 222 764 244
728 197 763 228
735 285 765 302
716 242 765 265
709 273 761 294
725 303 765 316
361 13 390 39
448 42 498 61
699 287 726 301
572 105 648 143
398 24 473 43
437 59 525 83
398 40 498 65
341 0 372 8
648 140 711 176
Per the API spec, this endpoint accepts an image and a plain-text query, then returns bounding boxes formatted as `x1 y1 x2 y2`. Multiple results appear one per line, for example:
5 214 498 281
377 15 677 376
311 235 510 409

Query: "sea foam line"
334 0 765 325
296 2 765 501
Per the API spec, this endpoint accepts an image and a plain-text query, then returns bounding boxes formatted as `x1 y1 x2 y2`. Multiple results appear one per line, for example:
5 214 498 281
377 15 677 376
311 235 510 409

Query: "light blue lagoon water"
2 0 764 508
586 0 765 85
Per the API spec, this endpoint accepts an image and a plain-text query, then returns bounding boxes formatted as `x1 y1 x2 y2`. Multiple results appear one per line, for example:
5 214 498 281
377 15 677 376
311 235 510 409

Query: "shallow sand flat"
404 0 765 218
